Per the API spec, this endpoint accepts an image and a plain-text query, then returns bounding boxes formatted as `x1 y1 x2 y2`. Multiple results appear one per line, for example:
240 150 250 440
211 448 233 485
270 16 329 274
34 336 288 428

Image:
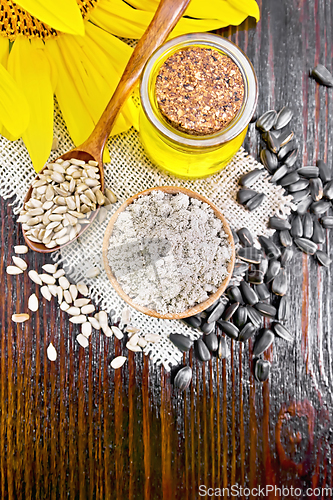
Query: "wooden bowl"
102 186 235 320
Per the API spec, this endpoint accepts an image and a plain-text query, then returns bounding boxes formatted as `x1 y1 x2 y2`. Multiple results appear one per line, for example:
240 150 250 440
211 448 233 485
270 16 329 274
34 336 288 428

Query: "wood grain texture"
1 0 333 498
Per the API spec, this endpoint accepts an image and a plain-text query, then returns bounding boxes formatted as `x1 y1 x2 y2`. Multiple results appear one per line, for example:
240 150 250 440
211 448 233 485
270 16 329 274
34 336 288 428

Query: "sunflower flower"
0 0 259 171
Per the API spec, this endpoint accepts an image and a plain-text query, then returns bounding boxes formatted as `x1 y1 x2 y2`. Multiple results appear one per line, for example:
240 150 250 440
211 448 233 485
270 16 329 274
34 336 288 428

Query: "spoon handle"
80 0 191 159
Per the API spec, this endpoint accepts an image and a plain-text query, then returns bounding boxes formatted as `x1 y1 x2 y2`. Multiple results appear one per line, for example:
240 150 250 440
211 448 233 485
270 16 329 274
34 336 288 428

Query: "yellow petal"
0 62 30 139
90 0 257 40
226 0 260 21
121 0 259 25
85 23 139 130
8 38 53 171
0 36 9 66
44 38 95 147
15 0 85 36
85 21 133 71
89 0 152 38
0 36 29 138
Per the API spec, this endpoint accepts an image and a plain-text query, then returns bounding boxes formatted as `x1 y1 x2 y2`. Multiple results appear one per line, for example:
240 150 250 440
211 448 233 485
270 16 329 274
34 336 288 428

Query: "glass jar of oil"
139 33 258 179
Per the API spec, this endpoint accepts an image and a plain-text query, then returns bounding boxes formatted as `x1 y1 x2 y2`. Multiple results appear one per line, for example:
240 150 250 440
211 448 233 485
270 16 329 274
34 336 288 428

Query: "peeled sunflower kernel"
12 313 29 323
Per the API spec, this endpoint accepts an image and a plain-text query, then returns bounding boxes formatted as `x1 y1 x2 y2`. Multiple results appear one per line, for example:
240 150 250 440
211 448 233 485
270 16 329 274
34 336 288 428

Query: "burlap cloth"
0 101 294 369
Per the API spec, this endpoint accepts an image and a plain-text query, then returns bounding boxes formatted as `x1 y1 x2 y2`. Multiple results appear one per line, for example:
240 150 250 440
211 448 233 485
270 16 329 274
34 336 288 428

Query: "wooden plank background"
1 0 333 497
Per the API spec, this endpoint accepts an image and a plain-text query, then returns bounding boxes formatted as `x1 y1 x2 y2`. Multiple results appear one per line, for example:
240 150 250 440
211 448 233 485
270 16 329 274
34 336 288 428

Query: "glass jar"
139 33 258 179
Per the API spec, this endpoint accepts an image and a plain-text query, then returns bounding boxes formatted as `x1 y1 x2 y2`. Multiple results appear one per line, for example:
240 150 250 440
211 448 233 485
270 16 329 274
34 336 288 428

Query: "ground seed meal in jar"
155 47 245 136
106 190 233 316
140 33 258 179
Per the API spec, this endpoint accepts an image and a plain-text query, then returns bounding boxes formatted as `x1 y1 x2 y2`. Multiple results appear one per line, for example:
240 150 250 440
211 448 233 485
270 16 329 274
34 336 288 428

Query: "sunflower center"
0 0 99 40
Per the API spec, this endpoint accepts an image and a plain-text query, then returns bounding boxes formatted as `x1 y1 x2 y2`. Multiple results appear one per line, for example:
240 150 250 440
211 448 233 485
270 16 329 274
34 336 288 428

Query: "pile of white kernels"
7 245 161 367
18 157 117 248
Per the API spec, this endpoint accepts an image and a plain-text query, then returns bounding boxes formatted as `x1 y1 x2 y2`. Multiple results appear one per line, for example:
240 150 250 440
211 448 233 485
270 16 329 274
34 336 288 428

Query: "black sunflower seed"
217 320 239 340
277 141 296 161
223 302 239 321
245 193 265 211
275 106 293 130
278 129 294 148
260 149 279 173
294 237 318 255
217 336 228 360
173 366 192 391
302 213 313 239
203 332 219 353
204 297 221 313
254 302 277 318
272 322 293 342
296 196 312 214
279 171 300 187
309 177 323 201
279 230 293 247
194 339 211 362
321 216 333 228
237 227 254 247
239 168 264 187
317 159 331 183
293 188 311 203
231 228 239 245
266 131 281 153
254 359 270 382
265 259 281 283
253 329 275 355
238 246 262 264
232 262 249 277
201 321 216 335
271 269 288 296
183 316 201 329
280 247 294 267
312 219 325 244
237 189 258 205
297 166 320 178
278 140 296 161
277 296 290 321
269 216 291 231
207 301 226 323
323 180 333 200
288 179 310 193
311 64 333 87
233 306 248 328
291 215 303 238
284 148 299 168
258 257 269 275
240 281 259 306
246 306 262 328
239 323 256 342
255 283 270 300
270 164 289 184
259 235 281 259
263 129 280 141
316 250 331 267
256 110 277 132
169 333 193 352
246 270 264 285
227 286 243 303
311 200 331 215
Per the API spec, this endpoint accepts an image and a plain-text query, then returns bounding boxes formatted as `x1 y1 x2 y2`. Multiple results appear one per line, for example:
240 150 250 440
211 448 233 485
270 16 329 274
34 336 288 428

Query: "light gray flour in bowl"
107 190 232 314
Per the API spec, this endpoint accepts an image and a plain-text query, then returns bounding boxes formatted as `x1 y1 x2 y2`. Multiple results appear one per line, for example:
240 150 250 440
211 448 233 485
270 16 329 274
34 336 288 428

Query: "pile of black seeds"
256 107 331 267
171 223 294 391
171 102 332 392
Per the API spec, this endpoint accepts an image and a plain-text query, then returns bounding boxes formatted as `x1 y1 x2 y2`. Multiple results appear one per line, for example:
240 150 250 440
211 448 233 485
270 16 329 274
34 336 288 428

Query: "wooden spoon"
22 0 191 253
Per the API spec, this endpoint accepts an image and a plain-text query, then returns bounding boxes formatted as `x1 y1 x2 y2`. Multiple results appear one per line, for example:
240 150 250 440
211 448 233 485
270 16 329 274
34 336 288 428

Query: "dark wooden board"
1 0 333 497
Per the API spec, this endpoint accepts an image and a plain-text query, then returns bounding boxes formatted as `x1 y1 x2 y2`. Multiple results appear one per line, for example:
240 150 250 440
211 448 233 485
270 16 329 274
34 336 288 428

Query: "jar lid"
140 33 258 148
